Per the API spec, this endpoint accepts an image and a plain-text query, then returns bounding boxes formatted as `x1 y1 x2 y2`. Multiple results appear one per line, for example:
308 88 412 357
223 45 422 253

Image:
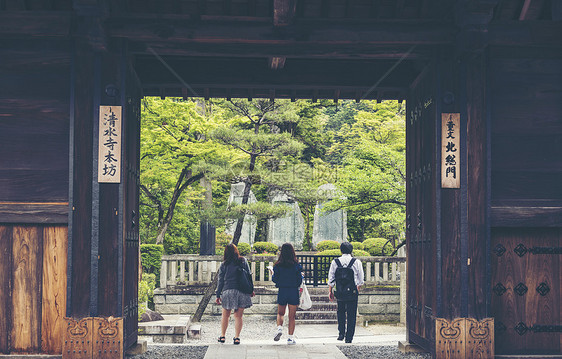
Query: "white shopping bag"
299 282 312 310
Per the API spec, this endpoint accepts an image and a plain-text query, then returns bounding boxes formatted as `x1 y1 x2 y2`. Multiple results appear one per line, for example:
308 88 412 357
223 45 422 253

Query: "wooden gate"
123 70 141 349
406 62 438 350
491 228 561 355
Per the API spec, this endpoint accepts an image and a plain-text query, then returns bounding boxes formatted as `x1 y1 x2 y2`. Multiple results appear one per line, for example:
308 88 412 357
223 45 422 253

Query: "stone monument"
267 191 305 250
225 182 257 245
312 183 347 248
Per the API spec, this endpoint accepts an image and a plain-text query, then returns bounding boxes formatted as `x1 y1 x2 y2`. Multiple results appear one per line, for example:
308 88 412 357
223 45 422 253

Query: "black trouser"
337 299 358 341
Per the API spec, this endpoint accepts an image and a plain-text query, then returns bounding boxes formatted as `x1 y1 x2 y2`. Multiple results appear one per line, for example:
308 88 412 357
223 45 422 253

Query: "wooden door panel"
492 227 561 355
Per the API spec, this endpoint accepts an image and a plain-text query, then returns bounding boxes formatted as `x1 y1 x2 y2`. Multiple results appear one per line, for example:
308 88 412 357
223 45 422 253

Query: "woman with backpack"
270 243 303 345
215 243 255 345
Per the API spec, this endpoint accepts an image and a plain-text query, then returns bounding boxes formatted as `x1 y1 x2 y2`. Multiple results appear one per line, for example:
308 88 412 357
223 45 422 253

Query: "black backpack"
334 258 358 301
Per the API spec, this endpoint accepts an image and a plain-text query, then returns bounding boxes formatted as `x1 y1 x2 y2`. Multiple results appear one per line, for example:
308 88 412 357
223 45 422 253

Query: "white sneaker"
274 327 283 341
287 337 296 345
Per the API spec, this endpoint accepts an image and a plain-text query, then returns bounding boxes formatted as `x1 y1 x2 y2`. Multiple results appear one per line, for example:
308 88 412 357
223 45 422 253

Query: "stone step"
295 318 338 325
295 311 338 320
138 315 191 344
308 295 331 303
298 303 337 311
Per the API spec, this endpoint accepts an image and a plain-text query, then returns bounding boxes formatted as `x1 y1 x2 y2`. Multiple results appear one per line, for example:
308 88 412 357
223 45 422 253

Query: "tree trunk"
192 178 253 322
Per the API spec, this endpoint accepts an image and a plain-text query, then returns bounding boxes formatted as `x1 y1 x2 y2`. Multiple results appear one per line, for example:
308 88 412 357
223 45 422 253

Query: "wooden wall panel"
0 40 70 203
41 226 68 354
0 226 12 354
11 226 42 353
490 56 562 205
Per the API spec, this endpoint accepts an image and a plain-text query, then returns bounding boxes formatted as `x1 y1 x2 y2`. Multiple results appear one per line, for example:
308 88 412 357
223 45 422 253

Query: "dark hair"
223 243 241 264
340 241 353 255
275 243 299 267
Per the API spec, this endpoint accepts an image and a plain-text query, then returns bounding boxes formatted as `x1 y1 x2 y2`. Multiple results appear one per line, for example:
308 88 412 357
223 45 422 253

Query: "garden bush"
138 273 156 316
237 242 251 256
317 249 370 257
215 231 232 256
252 241 279 254
363 237 391 256
315 240 340 252
140 244 164 281
349 241 364 250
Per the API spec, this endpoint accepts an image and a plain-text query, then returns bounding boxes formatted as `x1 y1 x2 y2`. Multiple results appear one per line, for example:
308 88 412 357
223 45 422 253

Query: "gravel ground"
338 345 431 359
126 345 208 359
129 316 431 358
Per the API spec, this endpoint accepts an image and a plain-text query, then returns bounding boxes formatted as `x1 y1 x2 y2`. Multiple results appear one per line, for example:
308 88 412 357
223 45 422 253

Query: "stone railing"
159 254 406 289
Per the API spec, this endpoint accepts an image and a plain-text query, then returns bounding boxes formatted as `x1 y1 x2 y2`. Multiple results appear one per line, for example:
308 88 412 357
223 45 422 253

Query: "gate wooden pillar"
405 15 495 358
64 6 141 358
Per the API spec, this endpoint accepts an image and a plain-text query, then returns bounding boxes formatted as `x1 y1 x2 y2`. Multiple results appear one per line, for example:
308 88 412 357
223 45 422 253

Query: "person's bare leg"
233 308 245 338
287 304 298 335
221 308 231 337
277 304 286 327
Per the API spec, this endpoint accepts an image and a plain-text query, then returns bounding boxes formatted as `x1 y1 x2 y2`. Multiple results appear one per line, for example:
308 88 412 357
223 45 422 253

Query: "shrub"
363 238 390 256
253 242 279 254
315 240 340 252
317 249 371 257
316 249 342 256
352 249 371 257
237 242 251 256
349 241 364 250
215 231 232 256
140 244 164 281
138 273 156 316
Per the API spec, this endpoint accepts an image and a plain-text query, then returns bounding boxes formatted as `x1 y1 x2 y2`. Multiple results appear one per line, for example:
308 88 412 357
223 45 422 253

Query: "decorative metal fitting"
536 282 550 296
493 244 506 257
514 322 528 336
514 282 528 296
514 243 528 257
493 283 507 296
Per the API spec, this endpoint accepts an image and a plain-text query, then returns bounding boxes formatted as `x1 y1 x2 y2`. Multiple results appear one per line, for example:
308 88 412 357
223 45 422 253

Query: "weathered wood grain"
491 206 562 227
41 225 68 354
492 228 561 355
0 226 12 353
11 226 42 353
0 203 68 224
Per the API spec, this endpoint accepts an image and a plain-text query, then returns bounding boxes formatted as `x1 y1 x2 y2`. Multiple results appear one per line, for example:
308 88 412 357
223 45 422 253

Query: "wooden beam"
0 11 71 37
132 41 432 59
491 206 562 227
107 17 455 45
488 21 562 47
0 203 68 224
273 0 296 26
519 0 532 20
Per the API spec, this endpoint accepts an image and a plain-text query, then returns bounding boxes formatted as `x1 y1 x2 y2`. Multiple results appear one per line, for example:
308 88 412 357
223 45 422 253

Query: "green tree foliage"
140 244 164 281
140 98 234 250
325 100 406 244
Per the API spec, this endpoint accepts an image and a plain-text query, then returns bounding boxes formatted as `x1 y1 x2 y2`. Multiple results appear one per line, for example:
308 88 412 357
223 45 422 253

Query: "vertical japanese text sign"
441 113 460 188
98 106 122 183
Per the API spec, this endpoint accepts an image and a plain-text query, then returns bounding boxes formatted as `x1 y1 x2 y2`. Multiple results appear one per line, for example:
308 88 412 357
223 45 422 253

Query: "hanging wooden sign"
98 106 122 183
441 113 460 188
